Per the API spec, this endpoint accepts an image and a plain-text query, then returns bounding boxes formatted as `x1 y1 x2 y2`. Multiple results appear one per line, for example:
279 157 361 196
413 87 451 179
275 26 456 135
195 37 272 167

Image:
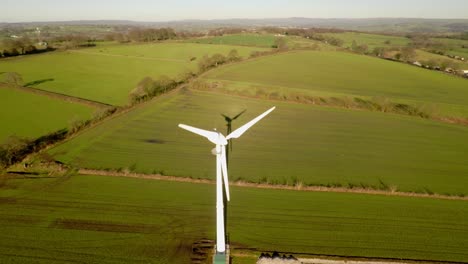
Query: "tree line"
129 49 242 104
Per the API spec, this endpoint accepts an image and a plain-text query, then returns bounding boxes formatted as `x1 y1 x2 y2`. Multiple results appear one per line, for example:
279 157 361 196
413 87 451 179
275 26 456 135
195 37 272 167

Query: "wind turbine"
178 106 275 253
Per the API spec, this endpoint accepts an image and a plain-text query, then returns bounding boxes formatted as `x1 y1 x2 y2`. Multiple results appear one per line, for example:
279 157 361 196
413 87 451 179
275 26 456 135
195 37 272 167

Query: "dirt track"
78 169 468 201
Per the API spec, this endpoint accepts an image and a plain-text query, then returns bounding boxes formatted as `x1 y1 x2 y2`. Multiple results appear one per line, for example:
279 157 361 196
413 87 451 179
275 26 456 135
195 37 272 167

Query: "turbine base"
213 244 230 264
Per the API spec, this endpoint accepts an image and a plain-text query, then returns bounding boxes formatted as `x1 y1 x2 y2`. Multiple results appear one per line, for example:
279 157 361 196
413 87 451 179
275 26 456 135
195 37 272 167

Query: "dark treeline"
261 26 347 47
105 27 202 43
1 37 54 58
207 27 245 36
0 130 68 168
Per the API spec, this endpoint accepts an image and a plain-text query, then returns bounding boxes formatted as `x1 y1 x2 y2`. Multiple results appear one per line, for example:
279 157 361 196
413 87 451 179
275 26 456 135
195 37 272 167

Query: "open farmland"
189 34 277 47
0 86 95 142
203 50 468 117
429 37 468 58
320 32 411 49
0 175 467 263
0 43 269 105
49 89 468 196
413 49 467 70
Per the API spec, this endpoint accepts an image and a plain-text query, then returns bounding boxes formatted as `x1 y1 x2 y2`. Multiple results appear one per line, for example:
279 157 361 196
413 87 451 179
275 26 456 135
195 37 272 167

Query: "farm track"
0 83 113 109
70 50 187 62
78 169 468 201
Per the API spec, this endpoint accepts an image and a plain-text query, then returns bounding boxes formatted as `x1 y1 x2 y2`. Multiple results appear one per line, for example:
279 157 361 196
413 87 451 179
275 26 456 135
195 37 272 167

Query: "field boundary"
191 83 468 127
0 83 113 109
78 169 468 201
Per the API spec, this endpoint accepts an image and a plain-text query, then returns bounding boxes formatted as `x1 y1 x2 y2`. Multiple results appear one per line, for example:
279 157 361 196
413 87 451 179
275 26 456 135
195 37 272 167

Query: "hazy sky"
3 0 468 22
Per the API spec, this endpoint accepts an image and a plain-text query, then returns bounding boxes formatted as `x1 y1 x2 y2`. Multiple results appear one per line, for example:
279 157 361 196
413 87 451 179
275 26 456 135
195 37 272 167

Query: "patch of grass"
0 175 468 262
0 87 95 143
49 89 468 196
189 34 277 47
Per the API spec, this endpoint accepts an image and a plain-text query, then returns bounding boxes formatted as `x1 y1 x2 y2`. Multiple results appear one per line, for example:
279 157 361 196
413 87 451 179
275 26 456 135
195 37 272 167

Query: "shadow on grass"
143 139 166 144
25 78 55 87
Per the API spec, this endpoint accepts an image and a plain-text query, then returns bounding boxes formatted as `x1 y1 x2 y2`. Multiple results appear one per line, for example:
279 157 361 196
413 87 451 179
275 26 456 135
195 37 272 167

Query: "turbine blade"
232 109 247 120
226 107 275 140
221 146 230 201
178 124 220 144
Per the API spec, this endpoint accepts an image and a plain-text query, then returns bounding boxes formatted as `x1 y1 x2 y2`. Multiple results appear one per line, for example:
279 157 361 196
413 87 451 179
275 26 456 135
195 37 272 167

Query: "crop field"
0 43 268 106
0 86 95 142
189 34 277 47
0 175 467 263
203 50 468 117
320 32 411 49
49 89 468 196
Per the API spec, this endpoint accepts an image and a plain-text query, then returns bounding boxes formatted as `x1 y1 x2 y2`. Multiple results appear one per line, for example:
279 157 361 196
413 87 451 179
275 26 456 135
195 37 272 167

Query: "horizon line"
2 16 468 24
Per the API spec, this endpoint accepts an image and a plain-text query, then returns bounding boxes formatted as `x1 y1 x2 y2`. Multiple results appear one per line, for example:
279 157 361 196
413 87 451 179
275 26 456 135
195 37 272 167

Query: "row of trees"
1 37 47 57
106 27 177 43
129 49 242 104
129 76 180 104
197 50 241 72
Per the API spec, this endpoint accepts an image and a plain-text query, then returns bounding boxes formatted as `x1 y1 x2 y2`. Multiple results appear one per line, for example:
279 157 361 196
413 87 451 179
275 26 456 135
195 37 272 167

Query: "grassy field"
0 87 95 143
0 174 467 263
48 89 468 196
0 43 268 106
203 50 468 117
285 36 337 51
189 34 277 47
430 37 468 58
320 32 411 49
413 49 467 70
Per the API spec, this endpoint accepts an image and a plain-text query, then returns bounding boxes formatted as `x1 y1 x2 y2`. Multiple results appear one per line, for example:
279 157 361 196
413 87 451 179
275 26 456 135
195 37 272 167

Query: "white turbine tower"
178 106 275 253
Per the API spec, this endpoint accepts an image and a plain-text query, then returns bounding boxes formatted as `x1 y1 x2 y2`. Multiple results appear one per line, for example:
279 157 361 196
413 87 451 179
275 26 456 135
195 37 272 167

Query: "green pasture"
430 37 468 58
0 87 95 143
0 174 467 263
414 49 466 70
320 32 410 49
189 34 277 47
204 50 468 117
285 36 337 51
49 90 468 195
0 43 268 106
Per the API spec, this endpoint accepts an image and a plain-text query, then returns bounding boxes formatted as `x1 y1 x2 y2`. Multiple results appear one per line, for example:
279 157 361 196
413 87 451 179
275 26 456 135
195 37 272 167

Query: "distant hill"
2 18 468 33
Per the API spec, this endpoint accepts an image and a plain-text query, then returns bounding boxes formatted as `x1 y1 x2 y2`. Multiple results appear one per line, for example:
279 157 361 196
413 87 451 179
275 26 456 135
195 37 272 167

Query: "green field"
0 174 467 263
203 50 468 117
321 32 411 49
0 87 95 142
189 34 277 47
412 49 467 70
0 43 268 106
49 89 468 196
430 37 468 58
